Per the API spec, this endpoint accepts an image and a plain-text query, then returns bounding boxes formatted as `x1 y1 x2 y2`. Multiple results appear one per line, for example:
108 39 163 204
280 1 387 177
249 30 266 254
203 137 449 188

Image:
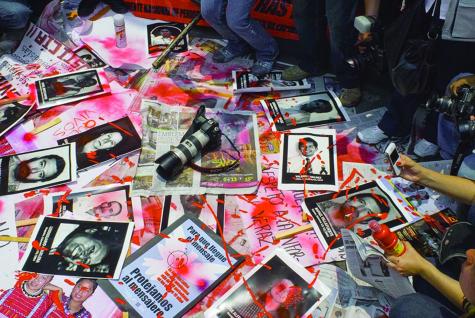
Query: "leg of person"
358 91 425 144
282 0 328 81
201 0 251 63
102 0 129 14
226 0 279 77
0 0 32 55
389 293 459 318
325 0 360 107
0 0 32 30
411 108 440 158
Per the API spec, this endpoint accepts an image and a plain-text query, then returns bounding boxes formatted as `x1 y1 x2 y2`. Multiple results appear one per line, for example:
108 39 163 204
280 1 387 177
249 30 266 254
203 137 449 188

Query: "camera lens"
156 151 184 180
458 120 475 140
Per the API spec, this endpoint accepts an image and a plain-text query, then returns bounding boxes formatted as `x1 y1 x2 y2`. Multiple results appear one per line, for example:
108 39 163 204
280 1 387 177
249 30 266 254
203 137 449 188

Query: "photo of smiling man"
58 117 141 171
20 216 134 279
0 144 77 195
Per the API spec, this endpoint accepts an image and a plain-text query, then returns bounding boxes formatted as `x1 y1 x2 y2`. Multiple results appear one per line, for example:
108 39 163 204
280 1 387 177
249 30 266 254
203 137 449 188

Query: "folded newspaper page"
132 99 261 195
315 263 394 318
341 229 415 299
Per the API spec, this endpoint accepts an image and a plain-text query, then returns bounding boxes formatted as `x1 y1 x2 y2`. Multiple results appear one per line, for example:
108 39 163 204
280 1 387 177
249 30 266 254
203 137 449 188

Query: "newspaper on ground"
131 99 261 195
316 263 395 318
232 70 311 94
341 228 415 299
0 23 87 99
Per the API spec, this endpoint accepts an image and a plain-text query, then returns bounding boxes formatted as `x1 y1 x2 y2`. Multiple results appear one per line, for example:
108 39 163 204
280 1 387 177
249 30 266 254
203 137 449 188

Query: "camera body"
346 16 386 73
425 86 475 141
155 106 222 180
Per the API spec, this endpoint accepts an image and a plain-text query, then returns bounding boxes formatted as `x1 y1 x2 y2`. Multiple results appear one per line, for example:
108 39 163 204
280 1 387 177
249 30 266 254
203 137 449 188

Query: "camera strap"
188 132 241 174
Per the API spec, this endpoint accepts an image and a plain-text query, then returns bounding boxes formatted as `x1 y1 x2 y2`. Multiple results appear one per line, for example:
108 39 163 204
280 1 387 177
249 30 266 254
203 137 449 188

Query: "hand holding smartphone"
385 142 401 175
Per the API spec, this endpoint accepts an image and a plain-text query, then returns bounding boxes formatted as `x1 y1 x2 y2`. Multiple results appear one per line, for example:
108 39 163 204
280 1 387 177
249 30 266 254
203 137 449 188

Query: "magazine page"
303 180 415 259
278 128 339 191
341 229 415 299
0 23 87 99
99 215 244 318
205 248 330 318
20 216 134 279
232 70 311 93
261 91 350 131
131 99 261 195
395 208 458 258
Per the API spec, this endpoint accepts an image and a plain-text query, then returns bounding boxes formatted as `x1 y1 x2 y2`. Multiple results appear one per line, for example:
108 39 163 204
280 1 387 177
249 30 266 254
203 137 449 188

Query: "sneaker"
103 0 129 14
357 126 388 145
78 0 100 17
339 87 362 107
251 60 274 77
282 65 311 81
212 47 247 63
413 138 439 158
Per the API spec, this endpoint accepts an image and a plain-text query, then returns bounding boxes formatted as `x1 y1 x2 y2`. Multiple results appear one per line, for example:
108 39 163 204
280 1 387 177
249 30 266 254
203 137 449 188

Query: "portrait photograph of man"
304 180 411 248
48 186 132 222
0 144 77 195
58 116 141 171
74 46 107 69
147 23 187 55
34 69 111 109
20 216 134 279
279 129 338 191
261 91 349 131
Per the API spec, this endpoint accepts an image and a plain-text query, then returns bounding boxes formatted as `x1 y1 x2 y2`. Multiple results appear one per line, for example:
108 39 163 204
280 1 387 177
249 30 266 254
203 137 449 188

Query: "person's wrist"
415 165 434 185
419 258 436 278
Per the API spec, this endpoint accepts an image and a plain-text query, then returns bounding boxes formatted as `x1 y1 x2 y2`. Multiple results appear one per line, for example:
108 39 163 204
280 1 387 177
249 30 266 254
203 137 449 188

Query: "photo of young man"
75 47 107 68
61 278 97 318
147 23 187 54
286 137 325 175
0 144 76 195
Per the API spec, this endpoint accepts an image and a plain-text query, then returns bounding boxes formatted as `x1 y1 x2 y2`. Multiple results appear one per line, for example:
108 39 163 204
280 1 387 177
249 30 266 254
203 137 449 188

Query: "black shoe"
78 0 100 17
103 0 129 14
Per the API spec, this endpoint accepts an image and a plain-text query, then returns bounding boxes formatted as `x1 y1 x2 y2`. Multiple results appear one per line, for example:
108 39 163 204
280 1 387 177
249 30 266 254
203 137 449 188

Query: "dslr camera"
425 86 475 141
155 105 222 180
346 16 385 73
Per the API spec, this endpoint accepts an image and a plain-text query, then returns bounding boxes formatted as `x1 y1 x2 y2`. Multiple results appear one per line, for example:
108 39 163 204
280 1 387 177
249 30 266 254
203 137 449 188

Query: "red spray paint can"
369 220 406 256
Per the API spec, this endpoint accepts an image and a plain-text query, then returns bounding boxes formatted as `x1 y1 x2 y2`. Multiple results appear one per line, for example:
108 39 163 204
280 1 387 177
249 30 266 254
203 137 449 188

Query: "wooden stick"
122 312 129 318
30 118 62 135
0 95 29 106
302 213 309 222
16 218 39 228
275 224 313 241
0 236 30 243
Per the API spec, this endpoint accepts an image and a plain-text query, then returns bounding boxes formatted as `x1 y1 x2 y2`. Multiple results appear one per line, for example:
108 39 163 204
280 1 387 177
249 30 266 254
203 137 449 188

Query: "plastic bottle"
369 220 406 256
114 14 127 48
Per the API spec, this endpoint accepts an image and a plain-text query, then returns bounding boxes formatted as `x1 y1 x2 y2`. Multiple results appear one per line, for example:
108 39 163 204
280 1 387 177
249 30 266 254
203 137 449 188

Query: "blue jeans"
201 0 279 62
0 0 32 30
292 0 359 87
390 294 458 318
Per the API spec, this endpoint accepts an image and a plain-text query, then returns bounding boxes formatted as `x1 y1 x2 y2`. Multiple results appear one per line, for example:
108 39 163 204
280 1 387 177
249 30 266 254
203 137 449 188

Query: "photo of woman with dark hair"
40 71 101 102
0 102 33 137
58 117 141 170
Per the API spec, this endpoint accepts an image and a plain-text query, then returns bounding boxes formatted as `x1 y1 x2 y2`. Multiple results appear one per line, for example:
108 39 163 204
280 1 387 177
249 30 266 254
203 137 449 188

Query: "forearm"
420 262 465 310
364 0 381 17
418 168 475 205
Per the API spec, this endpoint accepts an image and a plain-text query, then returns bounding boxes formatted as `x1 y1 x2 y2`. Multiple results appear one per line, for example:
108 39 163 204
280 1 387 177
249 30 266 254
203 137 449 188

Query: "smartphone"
385 142 401 175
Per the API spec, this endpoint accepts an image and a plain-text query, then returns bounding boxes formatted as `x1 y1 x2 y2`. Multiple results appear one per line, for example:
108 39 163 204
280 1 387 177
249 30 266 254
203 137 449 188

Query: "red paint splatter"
64 279 75 286
32 240 49 251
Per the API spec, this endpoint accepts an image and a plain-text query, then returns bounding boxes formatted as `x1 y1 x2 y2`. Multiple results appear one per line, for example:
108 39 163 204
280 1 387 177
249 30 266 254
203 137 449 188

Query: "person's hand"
449 75 475 96
387 241 433 276
398 154 430 183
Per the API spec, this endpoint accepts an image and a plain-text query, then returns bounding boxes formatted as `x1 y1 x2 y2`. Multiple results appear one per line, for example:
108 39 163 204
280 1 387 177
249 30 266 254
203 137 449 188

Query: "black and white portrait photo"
0 102 33 137
57 116 141 171
279 128 338 191
34 69 110 109
0 144 77 195
147 22 187 55
304 180 411 249
47 185 133 222
205 250 328 318
74 46 107 68
20 216 134 279
261 91 349 131
232 70 311 93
